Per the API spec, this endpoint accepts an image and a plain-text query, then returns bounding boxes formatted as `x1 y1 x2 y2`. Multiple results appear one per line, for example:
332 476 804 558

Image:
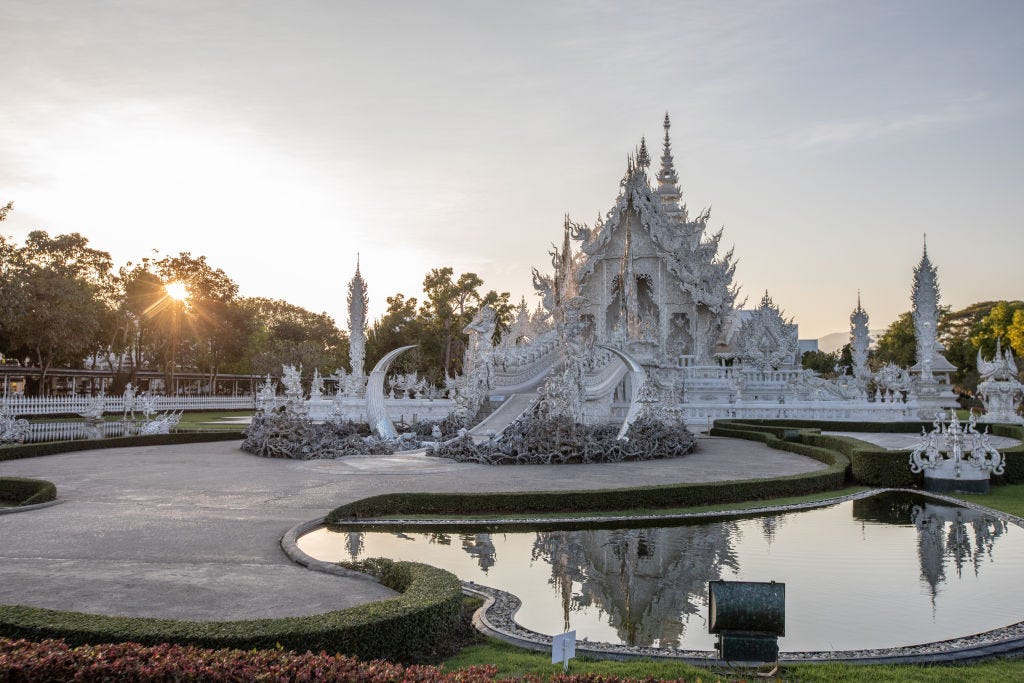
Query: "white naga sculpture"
977 339 1023 424
909 411 1005 493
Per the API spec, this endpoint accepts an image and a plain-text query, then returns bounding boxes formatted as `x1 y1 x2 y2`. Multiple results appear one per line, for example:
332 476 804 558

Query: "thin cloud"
787 95 995 148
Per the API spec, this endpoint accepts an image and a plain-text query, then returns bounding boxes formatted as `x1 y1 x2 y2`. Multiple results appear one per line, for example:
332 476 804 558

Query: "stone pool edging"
0 499 61 515
284 488 1024 665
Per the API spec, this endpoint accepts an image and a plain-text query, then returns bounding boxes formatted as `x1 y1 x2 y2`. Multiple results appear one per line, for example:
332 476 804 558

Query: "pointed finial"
355 252 361 274
922 233 928 257
857 289 862 308
637 136 651 169
657 111 680 198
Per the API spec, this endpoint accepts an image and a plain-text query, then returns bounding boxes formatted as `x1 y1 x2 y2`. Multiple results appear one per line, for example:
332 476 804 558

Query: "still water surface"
298 493 1024 651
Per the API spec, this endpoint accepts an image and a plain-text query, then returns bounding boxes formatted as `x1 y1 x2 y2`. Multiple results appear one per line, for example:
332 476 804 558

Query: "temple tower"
850 292 871 382
347 256 368 377
912 238 940 381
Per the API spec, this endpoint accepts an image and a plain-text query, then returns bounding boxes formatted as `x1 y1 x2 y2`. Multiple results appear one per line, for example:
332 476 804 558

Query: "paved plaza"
0 437 824 621
824 431 1021 451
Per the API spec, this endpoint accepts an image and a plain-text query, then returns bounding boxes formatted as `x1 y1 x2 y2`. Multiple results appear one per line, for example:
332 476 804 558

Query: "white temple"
299 114 991 430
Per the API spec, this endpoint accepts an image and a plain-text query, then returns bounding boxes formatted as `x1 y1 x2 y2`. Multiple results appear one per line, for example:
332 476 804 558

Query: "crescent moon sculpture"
366 345 416 440
597 344 647 440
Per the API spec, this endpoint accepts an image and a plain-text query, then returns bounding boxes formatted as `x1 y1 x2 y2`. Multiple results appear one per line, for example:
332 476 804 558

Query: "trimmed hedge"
0 431 244 462
327 433 849 521
0 559 462 663
0 637 500 682
0 477 57 506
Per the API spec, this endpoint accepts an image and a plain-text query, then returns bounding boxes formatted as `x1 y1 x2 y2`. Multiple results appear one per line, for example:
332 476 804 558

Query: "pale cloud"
786 95 994 149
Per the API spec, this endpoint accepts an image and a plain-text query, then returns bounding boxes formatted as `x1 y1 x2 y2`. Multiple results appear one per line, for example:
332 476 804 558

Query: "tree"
236 297 346 382
419 268 485 378
971 301 1024 357
366 294 422 377
873 312 916 368
0 228 114 393
801 350 838 375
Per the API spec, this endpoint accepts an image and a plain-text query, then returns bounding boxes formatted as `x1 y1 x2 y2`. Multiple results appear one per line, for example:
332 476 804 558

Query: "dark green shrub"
0 477 57 506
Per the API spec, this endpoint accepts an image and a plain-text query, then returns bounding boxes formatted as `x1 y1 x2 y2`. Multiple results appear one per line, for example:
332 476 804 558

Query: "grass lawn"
378 486 871 521
956 483 1024 518
443 638 1024 681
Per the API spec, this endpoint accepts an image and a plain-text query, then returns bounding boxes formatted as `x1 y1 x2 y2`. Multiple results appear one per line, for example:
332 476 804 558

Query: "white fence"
4 395 256 416
23 420 137 443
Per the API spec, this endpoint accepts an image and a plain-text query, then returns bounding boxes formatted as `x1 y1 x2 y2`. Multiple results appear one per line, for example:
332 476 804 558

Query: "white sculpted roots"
426 414 696 465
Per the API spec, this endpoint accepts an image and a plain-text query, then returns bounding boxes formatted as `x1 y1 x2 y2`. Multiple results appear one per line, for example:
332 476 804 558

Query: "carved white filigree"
909 411 1005 480
977 339 1023 423
850 294 871 383
912 239 941 381
347 257 368 379
735 292 799 371
0 400 30 444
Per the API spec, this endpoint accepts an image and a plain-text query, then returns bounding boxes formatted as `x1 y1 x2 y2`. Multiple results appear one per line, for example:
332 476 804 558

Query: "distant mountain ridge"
817 329 887 354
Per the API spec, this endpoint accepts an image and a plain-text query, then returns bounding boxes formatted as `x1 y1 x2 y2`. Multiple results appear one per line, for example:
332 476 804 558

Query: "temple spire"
912 238 940 381
850 292 871 382
637 136 651 169
347 257 369 378
656 111 682 213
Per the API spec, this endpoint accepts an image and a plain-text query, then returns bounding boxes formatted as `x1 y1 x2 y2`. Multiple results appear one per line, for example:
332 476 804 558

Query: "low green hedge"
0 477 57 506
0 431 244 462
0 559 462 663
327 433 849 521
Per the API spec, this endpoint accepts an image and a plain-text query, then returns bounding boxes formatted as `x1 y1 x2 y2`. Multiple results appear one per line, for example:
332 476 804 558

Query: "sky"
1 0 1021 339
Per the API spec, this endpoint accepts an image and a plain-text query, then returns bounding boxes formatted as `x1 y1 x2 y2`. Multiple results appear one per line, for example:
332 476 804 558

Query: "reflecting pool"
297 493 1024 652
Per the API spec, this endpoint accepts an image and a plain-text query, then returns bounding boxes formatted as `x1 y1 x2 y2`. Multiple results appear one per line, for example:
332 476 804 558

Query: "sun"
165 281 189 302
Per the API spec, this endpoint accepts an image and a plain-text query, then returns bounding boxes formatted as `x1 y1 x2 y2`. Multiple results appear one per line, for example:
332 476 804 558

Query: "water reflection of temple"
853 495 1008 600
345 531 364 560
460 533 497 573
532 524 739 647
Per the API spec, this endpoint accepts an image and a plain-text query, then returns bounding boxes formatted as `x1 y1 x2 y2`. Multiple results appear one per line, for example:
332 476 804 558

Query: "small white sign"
551 630 576 669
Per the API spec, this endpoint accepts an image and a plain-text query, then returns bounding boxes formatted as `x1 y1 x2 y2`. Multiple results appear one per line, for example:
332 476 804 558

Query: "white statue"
121 383 138 420
977 339 1023 424
310 369 324 401
256 374 277 411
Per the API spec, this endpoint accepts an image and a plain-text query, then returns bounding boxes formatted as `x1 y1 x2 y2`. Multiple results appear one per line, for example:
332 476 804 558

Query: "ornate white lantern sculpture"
909 410 1005 493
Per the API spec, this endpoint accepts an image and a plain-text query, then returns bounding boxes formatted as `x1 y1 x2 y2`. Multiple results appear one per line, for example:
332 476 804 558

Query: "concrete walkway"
0 437 824 621
824 431 1022 451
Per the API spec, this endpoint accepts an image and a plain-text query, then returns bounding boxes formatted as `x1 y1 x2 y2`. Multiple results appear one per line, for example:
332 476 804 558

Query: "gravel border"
284 488 1024 664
